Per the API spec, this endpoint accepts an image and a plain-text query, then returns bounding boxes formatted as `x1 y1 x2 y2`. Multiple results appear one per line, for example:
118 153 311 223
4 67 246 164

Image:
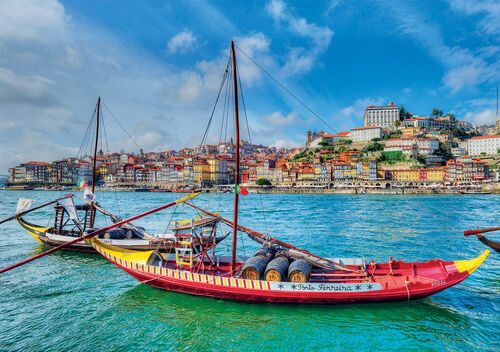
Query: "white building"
467 135 500 156
363 103 400 129
348 126 383 142
384 137 439 157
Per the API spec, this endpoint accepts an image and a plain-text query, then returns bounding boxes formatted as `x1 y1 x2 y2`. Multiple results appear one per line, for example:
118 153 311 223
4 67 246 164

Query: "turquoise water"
0 190 498 351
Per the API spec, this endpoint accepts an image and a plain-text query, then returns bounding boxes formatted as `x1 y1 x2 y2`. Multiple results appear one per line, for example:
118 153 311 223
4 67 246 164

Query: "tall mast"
90 96 100 228
230 41 240 274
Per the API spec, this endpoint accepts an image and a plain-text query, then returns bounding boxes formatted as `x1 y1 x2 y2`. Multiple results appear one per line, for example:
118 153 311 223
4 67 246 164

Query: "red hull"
93 240 489 305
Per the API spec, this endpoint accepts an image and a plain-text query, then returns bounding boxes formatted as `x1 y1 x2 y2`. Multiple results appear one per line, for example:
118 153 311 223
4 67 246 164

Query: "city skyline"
1 0 499 173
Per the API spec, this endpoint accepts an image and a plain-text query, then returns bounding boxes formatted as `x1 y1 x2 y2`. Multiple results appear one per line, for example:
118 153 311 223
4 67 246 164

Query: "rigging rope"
201 58 231 147
235 45 338 134
102 102 142 152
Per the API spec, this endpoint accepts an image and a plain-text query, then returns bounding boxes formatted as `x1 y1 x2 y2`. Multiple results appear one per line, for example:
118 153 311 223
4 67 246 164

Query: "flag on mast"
234 184 249 196
16 198 34 214
83 188 95 204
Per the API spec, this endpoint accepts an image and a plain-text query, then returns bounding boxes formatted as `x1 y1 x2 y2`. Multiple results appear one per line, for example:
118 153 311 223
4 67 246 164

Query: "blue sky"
0 0 498 172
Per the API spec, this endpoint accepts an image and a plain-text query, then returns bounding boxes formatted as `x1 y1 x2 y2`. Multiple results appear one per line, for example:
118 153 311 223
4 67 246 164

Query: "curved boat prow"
91 238 153 265
454 250 490 275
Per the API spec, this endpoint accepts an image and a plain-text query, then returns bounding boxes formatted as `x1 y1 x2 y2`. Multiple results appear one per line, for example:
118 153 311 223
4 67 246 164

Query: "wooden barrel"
288 259 312 283
254 247 274 260
265 256 289 282
241 256 268 280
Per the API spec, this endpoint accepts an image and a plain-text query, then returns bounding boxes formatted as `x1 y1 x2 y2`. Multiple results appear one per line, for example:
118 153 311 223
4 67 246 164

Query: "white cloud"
272 139 301 149
167 30 197 54
335 97 385 130
266 0 333 75
0 0 68 41
447 0 500 35
264 111 298 126
380 1 499 94
234 32 273 85
0 68 57 105
464 109 497 126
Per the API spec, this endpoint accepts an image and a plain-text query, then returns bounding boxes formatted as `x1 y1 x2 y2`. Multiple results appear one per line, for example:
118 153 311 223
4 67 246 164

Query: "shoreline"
2 186 499 195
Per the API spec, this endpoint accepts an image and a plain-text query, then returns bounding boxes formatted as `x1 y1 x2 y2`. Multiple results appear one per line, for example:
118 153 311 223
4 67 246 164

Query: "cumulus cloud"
167 30 197 54
0 0 68 41
0 68 57 106
464 109 497 126
264 111 298 126
266 0 333 75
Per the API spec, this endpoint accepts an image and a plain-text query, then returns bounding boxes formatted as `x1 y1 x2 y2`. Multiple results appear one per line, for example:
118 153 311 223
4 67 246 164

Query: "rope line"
235 45 338 134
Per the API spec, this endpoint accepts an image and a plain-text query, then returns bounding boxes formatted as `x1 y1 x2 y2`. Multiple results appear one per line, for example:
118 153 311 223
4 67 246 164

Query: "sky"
0 0 499 173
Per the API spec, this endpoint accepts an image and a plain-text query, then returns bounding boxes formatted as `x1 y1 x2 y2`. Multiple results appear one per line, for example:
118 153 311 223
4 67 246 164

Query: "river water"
0 190 498 351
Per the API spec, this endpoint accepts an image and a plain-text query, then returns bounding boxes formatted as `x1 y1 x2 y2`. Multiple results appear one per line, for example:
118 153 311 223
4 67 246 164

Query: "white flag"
16 198 34 213
83 188 95 204
58 197 78 220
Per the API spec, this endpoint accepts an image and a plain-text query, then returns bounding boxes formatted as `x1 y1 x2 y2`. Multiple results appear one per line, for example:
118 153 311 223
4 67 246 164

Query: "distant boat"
12 98 226 253
458 190 492 194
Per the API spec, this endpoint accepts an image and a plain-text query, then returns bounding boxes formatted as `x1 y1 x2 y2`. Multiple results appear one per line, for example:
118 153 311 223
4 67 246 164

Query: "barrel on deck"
288 259 312 283
241 248 274 280
265 256 289 282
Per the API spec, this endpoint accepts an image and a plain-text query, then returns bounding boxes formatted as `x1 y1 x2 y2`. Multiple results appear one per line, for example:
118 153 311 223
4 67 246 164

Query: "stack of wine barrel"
241 247 312 283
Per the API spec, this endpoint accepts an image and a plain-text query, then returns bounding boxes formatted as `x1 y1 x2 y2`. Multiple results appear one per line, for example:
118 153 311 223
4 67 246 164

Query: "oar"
464 227 500 236
185 202 358 273
0 193 199 274
0 194 74 225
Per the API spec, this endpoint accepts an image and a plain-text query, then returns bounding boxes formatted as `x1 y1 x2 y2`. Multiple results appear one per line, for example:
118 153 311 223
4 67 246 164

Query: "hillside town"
6 103 500 193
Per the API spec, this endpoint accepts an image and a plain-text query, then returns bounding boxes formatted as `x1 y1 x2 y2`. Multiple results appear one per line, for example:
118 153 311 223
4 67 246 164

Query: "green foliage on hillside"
256 178 272 186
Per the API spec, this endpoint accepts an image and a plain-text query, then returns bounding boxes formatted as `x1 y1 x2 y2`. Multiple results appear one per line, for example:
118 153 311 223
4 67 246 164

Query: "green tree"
256 178 272 186
436 142 453 160
399 105 412 120
431 108 443 117
363 142 384 153
318 141 329 147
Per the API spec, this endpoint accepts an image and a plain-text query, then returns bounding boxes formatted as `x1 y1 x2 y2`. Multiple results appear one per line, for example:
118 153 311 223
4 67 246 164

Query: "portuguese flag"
234 184 249 196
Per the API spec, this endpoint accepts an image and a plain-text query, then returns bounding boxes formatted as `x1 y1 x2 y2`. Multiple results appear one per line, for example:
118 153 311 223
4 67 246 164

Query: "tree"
337 138 353 145
436 142 453 160
395 120 401 127
431 108 443 117
256 178 271 186
363 142 384 153
318 141 329 147
399 105 412 120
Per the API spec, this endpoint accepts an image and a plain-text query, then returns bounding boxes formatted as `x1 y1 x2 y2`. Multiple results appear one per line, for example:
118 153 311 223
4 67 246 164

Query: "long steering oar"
0 193 199 274
0 194 74 225
464 227 500 236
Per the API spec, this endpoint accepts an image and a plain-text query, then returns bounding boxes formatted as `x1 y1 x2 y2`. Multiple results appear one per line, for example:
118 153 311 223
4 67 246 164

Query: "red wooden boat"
89 41 490 305
91 238 489 304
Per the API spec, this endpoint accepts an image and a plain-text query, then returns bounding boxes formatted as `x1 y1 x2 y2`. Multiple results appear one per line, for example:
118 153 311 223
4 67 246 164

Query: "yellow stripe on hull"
16 217 47 244
91 238 153 265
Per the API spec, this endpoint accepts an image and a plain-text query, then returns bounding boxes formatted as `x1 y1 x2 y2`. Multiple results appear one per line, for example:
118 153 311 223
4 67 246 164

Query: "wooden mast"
230 41 240 274
89 96 100 228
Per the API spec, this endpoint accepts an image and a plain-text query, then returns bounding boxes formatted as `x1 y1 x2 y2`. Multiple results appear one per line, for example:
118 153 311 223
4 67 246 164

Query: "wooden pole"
464 227 500 236
89 96 100 228
230 41 240 275
0 193 199 274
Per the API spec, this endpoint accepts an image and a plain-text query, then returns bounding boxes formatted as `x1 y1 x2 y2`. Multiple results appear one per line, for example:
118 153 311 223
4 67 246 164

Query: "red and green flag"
234 184 249 196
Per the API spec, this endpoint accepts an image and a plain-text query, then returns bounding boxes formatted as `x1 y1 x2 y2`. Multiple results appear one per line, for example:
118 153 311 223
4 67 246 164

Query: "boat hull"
92 239 490 305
